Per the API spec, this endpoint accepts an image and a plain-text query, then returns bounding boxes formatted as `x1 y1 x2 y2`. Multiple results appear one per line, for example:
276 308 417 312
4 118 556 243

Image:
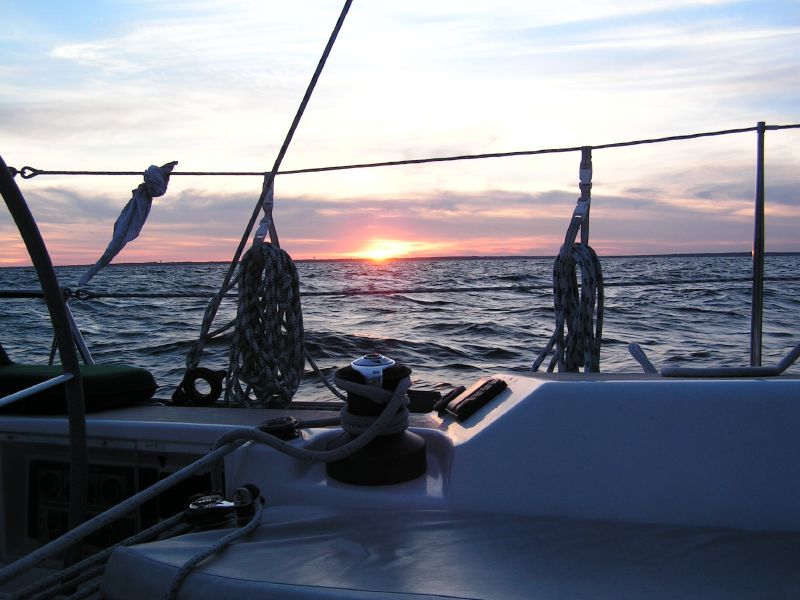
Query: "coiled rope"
533 244 604 372
533 147 604 373
180 0 354 407
226 243 305 407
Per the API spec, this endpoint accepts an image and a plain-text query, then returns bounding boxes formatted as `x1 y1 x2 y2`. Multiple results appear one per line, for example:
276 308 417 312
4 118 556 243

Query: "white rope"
3 374 411 592
305 350 347 401
226 243 305 407
628 343 658 374
0 441 244 586
15 512 187 599
532 243 604 372
174 378 410 594
213 375 411 462
532 147 604 373
2 375 409 589
165 500 265 600
334 374 410 435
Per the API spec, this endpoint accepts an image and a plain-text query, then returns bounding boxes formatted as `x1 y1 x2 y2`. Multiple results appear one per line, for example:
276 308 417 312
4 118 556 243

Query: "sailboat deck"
103 505 800 599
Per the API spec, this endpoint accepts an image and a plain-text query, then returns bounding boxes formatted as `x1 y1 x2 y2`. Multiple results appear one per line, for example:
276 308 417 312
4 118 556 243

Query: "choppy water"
1 255 798 402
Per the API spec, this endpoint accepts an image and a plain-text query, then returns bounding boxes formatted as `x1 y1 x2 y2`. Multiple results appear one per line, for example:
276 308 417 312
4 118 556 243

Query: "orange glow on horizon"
357 239 419 261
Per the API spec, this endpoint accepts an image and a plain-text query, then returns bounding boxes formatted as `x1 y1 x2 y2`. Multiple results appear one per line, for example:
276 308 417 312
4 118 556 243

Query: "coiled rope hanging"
533 147 604 373
179 0 354 405
226 239 305 407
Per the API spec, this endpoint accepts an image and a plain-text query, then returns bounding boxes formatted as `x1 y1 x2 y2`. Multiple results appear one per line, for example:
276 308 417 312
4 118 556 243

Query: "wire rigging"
2 275 797 302
8 123 800 180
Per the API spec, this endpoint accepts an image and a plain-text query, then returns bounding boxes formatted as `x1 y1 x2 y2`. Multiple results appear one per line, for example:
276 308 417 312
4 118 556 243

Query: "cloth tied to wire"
227 243 305 408
78 161 178 286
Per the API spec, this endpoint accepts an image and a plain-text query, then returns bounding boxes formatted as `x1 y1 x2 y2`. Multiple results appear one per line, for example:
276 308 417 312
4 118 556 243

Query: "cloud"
2 0 798 264
2 177 797 266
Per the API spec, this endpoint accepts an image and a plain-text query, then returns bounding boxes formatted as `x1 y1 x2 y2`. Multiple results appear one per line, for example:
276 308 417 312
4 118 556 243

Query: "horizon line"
3 250 799 269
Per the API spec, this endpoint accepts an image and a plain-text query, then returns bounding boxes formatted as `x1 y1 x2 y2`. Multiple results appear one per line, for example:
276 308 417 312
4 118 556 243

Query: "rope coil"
226 243 305 407
532 147 604 373
532 244 604 372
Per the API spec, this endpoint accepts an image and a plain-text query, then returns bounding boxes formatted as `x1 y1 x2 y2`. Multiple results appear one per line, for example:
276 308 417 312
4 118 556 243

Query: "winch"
326 354 427 485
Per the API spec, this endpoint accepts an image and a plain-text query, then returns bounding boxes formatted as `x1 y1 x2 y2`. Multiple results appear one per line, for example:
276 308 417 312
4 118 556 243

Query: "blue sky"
1 0 799 264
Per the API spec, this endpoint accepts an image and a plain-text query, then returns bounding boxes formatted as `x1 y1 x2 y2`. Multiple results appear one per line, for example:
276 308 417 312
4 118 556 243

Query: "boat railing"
0 373 74 409
0 154 89 564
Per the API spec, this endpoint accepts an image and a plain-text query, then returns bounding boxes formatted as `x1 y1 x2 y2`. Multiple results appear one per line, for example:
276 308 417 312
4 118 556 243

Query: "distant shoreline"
2 251 799 269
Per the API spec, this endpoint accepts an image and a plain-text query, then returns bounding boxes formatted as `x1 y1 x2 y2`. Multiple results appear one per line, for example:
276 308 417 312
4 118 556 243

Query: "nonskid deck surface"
102 506 800 599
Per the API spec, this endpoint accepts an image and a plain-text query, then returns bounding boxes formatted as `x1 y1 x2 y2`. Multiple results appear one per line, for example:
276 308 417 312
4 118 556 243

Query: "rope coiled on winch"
226 243 305 407
532 243 604 373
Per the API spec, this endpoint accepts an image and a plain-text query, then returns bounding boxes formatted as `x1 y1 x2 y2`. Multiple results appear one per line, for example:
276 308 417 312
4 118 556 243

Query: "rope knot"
143 161 178 197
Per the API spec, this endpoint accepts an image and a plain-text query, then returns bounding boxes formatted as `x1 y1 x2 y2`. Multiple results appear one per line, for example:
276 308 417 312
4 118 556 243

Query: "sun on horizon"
356 239 421 262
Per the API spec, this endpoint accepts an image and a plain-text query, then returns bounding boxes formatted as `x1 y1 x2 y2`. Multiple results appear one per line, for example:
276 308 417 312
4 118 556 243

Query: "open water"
1 255 798 402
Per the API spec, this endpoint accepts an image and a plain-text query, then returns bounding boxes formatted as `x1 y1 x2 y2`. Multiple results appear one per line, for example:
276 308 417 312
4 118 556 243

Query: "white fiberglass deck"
103 506 800 599
97 373 800 599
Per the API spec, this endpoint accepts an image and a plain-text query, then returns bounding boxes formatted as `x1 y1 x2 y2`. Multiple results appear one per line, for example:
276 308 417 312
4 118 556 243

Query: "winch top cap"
350 354 396 385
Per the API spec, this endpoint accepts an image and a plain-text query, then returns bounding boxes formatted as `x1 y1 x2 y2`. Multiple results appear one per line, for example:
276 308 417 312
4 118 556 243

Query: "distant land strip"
1 251 799 269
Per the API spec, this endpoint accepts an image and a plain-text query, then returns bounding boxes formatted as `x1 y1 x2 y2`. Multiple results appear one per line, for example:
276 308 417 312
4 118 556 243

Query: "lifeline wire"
8 123 800 180
3 275 798 301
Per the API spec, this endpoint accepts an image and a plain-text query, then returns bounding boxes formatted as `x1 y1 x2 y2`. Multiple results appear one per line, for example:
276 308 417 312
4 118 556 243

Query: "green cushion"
0 364 157 414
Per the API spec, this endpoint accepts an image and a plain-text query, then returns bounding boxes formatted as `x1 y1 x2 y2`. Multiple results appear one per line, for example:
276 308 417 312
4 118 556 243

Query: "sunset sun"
359 239 417 261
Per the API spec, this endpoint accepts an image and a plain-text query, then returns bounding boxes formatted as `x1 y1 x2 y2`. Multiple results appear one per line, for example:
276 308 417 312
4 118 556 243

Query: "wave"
0 255 797 397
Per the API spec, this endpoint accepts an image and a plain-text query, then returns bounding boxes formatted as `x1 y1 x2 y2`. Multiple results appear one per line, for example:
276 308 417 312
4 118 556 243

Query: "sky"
1 0 799 265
